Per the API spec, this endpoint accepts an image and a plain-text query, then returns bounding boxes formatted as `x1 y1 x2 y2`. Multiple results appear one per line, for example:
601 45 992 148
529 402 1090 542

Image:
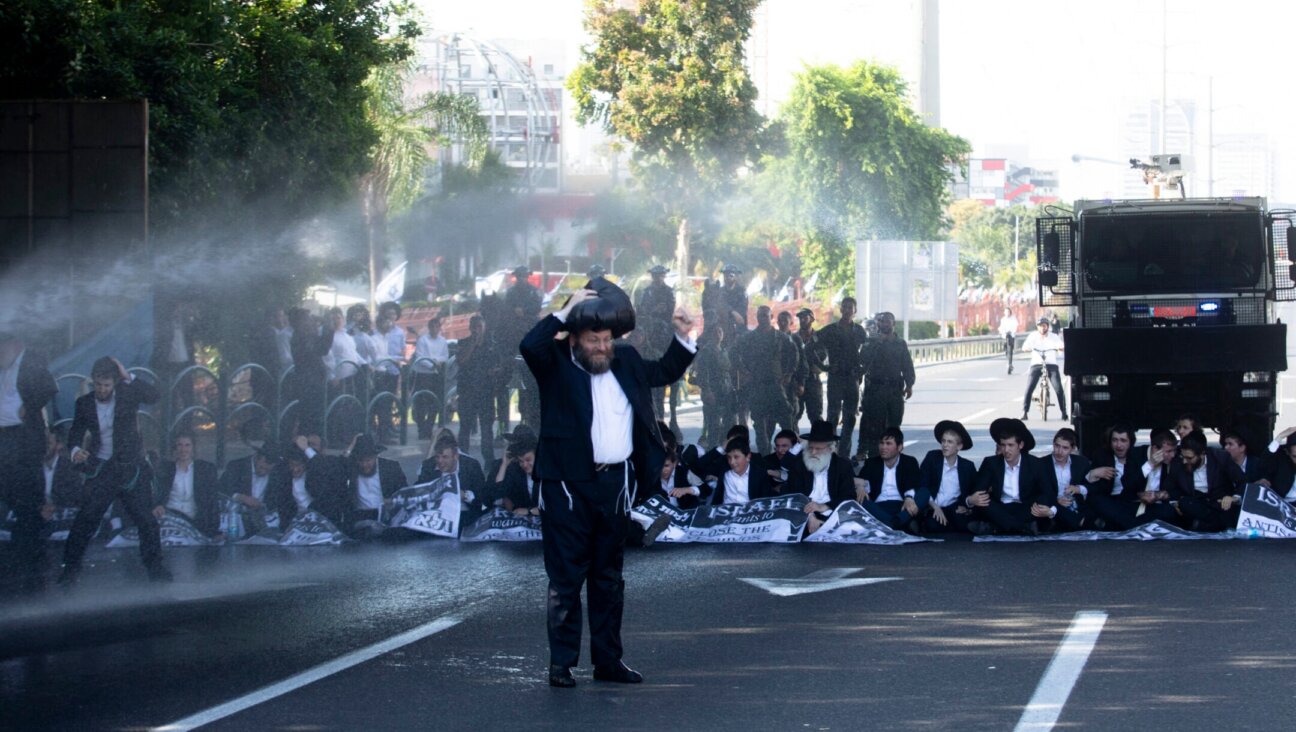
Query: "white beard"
803 452 831 474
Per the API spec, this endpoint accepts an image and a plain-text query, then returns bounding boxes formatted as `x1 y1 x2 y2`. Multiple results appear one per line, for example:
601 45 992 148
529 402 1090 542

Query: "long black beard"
574 342 613 375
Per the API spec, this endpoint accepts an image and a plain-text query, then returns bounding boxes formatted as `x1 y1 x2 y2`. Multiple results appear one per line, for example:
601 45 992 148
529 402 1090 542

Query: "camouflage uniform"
736 326 794 455
795 326 828 423
817 319 868 456
857 333 916 458
691 331 735 448
778 326 807 426
635 281 677 423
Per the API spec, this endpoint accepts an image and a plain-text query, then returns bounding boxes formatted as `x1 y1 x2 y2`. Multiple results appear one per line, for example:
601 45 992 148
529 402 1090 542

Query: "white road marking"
740 568 901 597
1012 610 1108 732
958 407 995 423
903 440 918 447
153 613 463 732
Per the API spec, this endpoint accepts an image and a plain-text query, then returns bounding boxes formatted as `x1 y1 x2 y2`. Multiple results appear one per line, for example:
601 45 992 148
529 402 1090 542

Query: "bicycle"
1003 333 1016 374
1031 347 1061 421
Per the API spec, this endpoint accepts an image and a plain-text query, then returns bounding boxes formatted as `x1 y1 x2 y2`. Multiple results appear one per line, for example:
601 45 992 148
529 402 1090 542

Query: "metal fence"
908 334 1005 365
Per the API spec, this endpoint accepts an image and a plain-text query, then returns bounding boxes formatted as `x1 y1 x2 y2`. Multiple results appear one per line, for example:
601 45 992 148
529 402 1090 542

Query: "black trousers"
0 425 46 586
1022 364 1066 415
412 371 444 437
541 470 631 669
800 375 824 424
825 375 860 456
979 501 1038 534
63 459 163 571
1177 493 1239 531
458 395 495 463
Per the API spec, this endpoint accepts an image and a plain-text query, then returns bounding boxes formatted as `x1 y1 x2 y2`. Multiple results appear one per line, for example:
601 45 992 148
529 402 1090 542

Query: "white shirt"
413 334 450 372
327 329 363 380
43 453 58 503
1193 457 1211 494
356 472 383 510
250 470 270 501
292 474 312 511
1141 460 1164 493
723 468 751 504
1111 458 1127 495
1053 458 1073 501
935 457 962 507
167 463 197 518
273 326 294 370
94 395 116 461
0 348 23 427
168 322 189 363
1001 458 1022 503
1022 331 1063 366
382 328 405 373
998 315 1018 337
876 460 914 502
808 465 831 505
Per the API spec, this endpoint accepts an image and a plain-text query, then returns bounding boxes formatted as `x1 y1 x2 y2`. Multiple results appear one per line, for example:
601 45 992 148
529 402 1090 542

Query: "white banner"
0 507 79 542
460 509 543 542
384 476 461 538
279 510 349 545
973 519 1239 542
106 510 221 547
1236 483 1296 538
632 494 809 543
803 501 935 544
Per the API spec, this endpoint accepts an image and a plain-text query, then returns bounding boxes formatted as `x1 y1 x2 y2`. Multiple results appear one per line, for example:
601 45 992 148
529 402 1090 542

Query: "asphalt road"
5 354 1296 731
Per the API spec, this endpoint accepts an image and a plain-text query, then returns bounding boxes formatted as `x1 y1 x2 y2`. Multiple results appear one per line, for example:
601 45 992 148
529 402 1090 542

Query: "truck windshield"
1080 212 1264 292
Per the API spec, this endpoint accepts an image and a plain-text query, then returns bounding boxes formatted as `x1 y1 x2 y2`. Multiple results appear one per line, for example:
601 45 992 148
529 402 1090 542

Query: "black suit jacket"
69 376 159 463
1223 453 1271 494
687 445 730 482
218 455 260 499
857 454 922 502
348 457 407 502
13 348 56 437
274 454 350 527
918 450 978 507
713 466 777 505
1088 447 1148 502
976 453 1050 507
785 453 856 509
154 459 220 535
493 462 540 510
1268 452 1296 499
1170 454 1233 501
1038 453 1093 505
520 313 694 508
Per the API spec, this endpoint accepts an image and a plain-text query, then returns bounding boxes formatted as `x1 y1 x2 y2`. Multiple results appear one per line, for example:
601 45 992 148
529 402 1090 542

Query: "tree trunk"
675 215 690 293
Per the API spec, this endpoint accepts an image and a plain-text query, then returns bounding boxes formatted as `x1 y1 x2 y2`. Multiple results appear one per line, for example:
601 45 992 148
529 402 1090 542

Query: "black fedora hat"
933 420 973 450
799 420 840 443
990 417 1035 451
566 276 636 339
351 434 385 459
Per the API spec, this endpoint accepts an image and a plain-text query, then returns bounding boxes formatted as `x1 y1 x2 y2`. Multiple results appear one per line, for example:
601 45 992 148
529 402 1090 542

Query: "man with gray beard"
786 420 856 534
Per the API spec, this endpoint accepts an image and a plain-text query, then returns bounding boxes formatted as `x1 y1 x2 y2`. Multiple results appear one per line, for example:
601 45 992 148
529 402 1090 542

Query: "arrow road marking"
1013 610 1108 732
739 568 901 597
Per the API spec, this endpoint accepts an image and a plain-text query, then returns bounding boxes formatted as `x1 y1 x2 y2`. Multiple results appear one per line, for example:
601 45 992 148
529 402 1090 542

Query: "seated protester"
785 420 858 534
1171 430 1236 532
917 420 978 534
1267 429 1296 505
152 431 221 537
967 419 1048 536
627 452 695 548
1084 423 1149 531
487 425 539 487
1173 413 1203 441
712 438 777 505
856 427 927 531
1133 430 1182 525
42 425 84 515
221 444 281 512
494 432 540 515
760 429 799 491
1220 427 1271 491
690 425 750 483
418 433 490 525
345 434 408 529
1031 428 1096 532
276 437 349 528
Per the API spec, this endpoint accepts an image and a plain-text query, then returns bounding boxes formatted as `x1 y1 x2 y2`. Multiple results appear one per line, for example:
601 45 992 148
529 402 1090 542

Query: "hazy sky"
421 0 1295 201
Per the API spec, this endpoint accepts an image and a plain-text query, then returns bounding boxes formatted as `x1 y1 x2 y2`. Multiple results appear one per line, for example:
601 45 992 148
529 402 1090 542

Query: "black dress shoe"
967 520 993 536
593 661 643 684
548 665 576 688
642 514 672 547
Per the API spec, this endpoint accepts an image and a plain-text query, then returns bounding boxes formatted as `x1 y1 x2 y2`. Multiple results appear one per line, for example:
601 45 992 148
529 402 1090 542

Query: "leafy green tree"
568 0 765 286
781 61 970 293
948 202 1069 291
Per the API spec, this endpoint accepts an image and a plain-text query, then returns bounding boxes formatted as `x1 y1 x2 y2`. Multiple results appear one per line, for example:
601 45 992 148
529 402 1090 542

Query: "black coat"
44 452 85 508
417 453 490 521
976 453 1050 507
218 455 266 500
274 454 349 528
857 454 922 502
12 348 57 437
69 376 159 463
520 314 694 509
492 462 540 510
154 459 220 535
1088 446 1149 502
638 464 707 509
784 453 856 509
1037 453 1093 505
1268 451 1296 499
347 457 408 507
918 450 978 507
1223 453 1271 494
1170 453 1232 501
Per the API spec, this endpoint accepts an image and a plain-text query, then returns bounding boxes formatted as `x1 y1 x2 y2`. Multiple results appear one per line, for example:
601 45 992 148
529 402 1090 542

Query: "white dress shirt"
413 334 450 372
998 315 1018 337
94 396 116 461
1001 458 1022 503
167 463 197 518
168 322 189 363
1053 458 1072 501
356 472 383 510
327 329 363 380
1193 457 1212 494
935 457 961 507
1141 460 1165 493
273 326 294 370
250 470 270 502
808 467 831 505
875 459 915 502
292 474 312 511
43 454 58 503
0 348 24 427
723 468 751 504
1022 331 1063 366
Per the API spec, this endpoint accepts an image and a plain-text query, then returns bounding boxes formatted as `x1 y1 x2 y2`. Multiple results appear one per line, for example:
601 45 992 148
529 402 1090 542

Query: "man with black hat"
794 308 827 424
345 433 408 533
785 420 856 534
857 312 915 460
967 418 1050 535
918 420 978 533
817 298 868 457
717 264 748 339
0 332 57 590
61 356 171 584
1020 316 1067 421
520 276 695 688
635 264 678 426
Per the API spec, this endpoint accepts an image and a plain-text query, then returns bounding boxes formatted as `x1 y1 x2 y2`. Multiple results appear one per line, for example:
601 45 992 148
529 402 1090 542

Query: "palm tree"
360 57 488 308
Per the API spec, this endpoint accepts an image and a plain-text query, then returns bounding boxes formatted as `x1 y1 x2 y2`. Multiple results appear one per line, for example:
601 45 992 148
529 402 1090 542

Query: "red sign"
1152 305 1195 318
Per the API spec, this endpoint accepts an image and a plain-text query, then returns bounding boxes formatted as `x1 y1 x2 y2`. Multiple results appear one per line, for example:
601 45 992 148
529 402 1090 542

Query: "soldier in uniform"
795 308 827 424
587 264 607 279
691 325 734 447
502 266 543 433
717 264 749 425
816 297 868 457
635 264 678 429
857 311 915 460
736 306 794 455
776 310 807 428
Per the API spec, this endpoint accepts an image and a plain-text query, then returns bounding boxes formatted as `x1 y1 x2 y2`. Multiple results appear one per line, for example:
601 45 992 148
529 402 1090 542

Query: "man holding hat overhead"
967 418 1050 535
521 275 696 688
0 332 57 591
918 420 978 533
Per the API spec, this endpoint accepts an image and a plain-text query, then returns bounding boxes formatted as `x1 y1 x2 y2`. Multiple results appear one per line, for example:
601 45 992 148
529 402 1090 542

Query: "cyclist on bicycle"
998 307 1018 374
1020 316 1067 421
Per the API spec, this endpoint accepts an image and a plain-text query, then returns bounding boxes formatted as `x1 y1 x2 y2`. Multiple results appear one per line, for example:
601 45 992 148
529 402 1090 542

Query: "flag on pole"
376 261 408 303
803 271 820 295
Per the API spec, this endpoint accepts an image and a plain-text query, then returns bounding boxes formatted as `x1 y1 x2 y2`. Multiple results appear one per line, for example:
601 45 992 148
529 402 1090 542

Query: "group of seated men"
636 414 1296 538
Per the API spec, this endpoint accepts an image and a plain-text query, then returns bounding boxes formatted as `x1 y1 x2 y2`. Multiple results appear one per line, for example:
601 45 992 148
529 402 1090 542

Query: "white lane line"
903 440 918 447
1012 610 1108 732
958 407 995 423
153 614 462 732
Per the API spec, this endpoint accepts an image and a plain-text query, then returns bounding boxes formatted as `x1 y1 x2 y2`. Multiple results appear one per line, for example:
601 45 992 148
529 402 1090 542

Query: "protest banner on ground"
973 519 1239 542
459 509 543 542
1236 483 1296 538
632 494 809 543
278 510 349 545
384 475 461 538
803 501 935 544
106 510 220 547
